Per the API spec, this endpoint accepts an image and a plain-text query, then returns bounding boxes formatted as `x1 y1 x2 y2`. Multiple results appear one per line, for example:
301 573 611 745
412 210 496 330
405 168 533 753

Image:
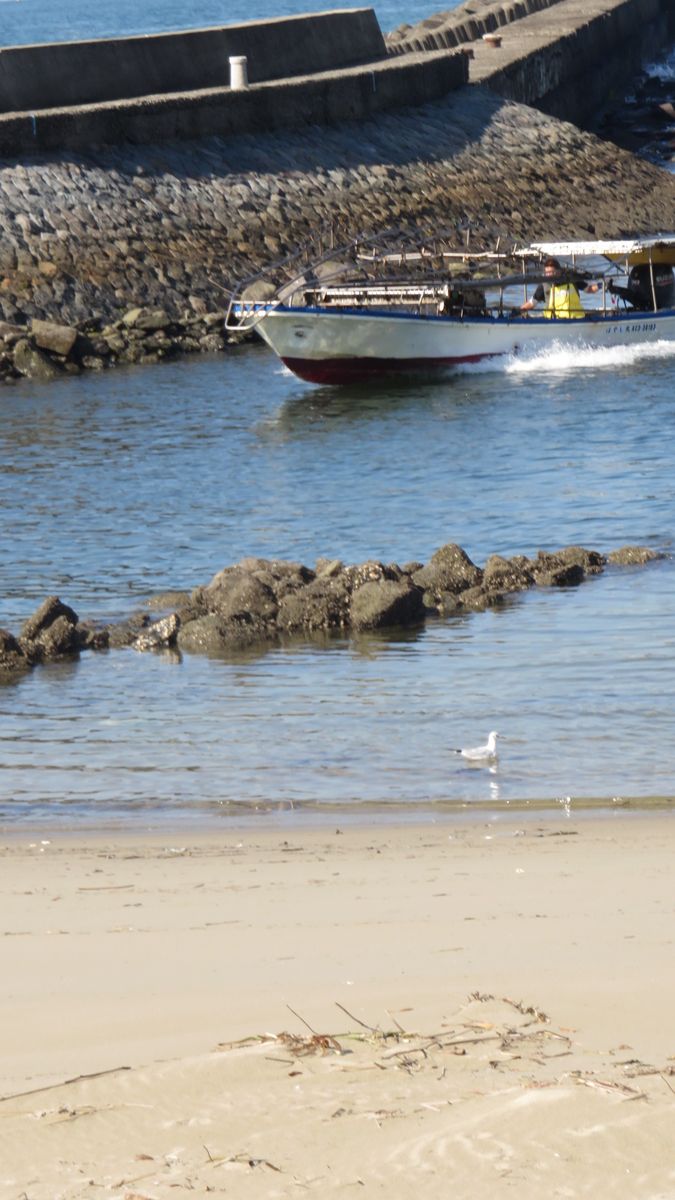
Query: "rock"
607 545 662 565
146 590 192 610
343 560 401 589
13 338 63 381
31 614 80 658
0 628 31 675
350 579 425 630
204 569 278 623
316 557 344 578
30 318 77 356
76 623 110 651
0 320 24 342
412 543 483 597
133 612 180 651
134 308 172 331
121 307 143 327
555 545 606 573
239 281 281 305
531 552 585 587
457 585 492 611
277 576 351 631
435 591 463 613
21 596 79 641
483 554 533 592
177 612 270 653
198 333 225 352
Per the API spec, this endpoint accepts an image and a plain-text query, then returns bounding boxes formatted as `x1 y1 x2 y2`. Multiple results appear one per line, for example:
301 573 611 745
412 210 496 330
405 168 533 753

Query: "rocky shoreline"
0 305 243 384
0 542 663 681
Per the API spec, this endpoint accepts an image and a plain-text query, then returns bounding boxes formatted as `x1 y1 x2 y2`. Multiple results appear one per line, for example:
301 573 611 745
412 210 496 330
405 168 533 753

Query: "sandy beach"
1 813 674 1198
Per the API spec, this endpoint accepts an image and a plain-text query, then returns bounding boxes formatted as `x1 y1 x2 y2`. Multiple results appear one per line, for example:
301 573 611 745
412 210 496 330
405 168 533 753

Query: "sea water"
1 3 674 827
2 339 675 826
0 0 448 45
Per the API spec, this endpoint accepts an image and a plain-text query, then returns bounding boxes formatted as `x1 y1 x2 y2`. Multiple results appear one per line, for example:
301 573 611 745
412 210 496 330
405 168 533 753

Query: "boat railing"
224 230 675 332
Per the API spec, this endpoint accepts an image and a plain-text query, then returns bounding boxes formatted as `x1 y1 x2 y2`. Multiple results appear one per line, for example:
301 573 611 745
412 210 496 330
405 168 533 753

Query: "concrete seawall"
2 0 673 154
0 9 386 110
468 0 675 128
0 50 468 156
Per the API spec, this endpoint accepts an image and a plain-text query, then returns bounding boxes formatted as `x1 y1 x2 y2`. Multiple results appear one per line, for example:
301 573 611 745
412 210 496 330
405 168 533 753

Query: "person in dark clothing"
608 264 675 311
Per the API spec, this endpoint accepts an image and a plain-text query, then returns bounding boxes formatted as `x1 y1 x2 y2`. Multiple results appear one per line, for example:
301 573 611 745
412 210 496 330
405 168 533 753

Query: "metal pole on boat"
649 253 657 312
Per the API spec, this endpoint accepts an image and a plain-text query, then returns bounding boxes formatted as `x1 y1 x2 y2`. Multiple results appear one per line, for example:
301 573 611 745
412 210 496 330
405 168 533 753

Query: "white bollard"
229 55 249 91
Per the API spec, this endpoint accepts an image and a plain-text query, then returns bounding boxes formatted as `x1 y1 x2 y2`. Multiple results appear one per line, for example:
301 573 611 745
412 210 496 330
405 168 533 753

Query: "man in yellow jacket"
519 257 598 318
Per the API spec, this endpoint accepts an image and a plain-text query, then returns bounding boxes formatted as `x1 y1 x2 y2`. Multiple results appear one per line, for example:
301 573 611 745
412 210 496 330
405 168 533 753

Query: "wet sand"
1 814 674 1197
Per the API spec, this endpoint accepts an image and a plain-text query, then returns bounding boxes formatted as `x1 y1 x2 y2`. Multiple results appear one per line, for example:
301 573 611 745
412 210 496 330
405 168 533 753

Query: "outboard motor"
627 264 675 310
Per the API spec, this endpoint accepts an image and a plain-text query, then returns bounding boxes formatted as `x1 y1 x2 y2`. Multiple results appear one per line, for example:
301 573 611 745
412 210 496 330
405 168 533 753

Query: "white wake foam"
457 339 675 377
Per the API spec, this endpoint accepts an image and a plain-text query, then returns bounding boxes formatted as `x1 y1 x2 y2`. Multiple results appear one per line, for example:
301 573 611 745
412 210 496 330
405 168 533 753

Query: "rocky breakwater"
0 542 663 682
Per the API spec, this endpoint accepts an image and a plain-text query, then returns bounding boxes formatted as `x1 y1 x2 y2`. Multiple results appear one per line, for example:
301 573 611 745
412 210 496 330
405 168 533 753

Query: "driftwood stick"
0 1065 131 1104
334 1002 379 1033
286 1005 317 1035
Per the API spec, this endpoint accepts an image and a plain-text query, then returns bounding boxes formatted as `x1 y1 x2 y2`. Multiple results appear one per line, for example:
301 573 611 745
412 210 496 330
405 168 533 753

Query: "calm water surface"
1 1 674 826
2 341 675 826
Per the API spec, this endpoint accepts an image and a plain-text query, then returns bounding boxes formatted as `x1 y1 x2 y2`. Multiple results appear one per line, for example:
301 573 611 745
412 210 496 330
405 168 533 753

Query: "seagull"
454 731 499 761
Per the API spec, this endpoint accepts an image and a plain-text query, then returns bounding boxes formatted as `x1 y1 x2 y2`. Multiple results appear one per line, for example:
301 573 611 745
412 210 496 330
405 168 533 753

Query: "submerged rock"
608 545 662 565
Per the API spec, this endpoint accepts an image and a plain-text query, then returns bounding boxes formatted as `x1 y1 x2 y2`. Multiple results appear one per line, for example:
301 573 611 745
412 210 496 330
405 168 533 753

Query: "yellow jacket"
544 283 585 319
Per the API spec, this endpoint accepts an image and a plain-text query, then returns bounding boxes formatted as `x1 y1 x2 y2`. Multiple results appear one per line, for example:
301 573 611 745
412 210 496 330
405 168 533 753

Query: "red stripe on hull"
281 353 495 385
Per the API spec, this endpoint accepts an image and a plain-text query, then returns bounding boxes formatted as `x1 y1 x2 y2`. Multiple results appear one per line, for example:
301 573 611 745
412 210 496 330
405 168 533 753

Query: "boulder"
104 613 152 648
122 307 171 331
204 569 278 623
177 612 270 654
483 554 533 593
412 542 483 597
13 338 63 381
0 628 30 674
277 576 351 631
146 590 192 611
21 596 79 641
531 552 585 587
350 579 425 630
315 557 343 579
30 318 78 357
554 545 606 574
608 545 662 565
133 612 180 652
0 320 24 342
457 585 494 611
343 560 402 589
31 614 80 658
76 623 110 651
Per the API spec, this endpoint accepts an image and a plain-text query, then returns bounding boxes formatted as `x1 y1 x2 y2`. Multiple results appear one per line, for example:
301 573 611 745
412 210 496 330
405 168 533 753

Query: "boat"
224 232 675 385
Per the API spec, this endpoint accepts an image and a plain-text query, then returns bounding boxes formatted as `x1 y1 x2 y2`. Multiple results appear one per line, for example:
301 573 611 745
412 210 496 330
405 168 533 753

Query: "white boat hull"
246 305 675 384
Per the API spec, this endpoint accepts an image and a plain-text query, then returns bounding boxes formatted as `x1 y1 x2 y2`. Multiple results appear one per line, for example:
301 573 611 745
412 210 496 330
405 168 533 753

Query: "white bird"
454 731 499 761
